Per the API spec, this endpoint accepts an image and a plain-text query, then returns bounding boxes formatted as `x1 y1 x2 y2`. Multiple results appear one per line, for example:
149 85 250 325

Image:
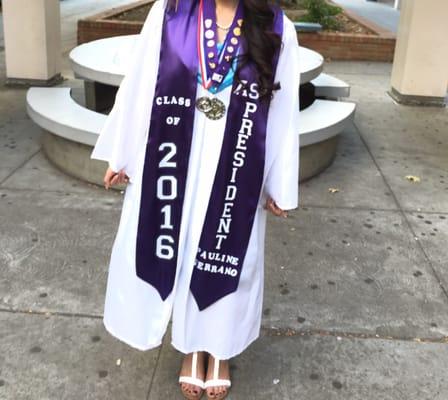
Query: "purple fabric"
136 0 284 310
190 4 285 310
136 0 199 300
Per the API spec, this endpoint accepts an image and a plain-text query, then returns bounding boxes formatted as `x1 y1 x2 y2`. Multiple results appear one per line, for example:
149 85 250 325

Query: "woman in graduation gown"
91 0 300 398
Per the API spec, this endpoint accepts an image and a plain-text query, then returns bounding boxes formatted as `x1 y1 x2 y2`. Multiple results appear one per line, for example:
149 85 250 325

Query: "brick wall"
78 20 143 44
299 32 396 62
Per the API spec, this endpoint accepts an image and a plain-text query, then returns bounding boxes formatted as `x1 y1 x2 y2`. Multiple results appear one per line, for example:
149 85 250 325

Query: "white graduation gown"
91 0 301 360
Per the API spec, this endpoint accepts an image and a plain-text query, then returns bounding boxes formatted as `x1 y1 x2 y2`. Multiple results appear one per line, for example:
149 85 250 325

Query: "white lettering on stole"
155 96 192 108
194 251 239 276
214 94 258 251
166 116 181 126
194 85 260 277
153 94 192 260
234 81 260 100
155 143 178 260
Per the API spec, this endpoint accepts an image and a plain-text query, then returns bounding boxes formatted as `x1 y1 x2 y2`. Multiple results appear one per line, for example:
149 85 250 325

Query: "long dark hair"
238 0 282 101
168 0 282 101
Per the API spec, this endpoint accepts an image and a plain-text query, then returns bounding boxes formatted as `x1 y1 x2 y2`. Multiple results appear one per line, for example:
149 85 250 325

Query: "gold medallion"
207 98 226 120
196 97 213 113
195 96 226 120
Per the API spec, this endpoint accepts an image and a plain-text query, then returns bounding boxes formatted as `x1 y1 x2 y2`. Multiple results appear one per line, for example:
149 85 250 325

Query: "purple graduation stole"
136 0 284 310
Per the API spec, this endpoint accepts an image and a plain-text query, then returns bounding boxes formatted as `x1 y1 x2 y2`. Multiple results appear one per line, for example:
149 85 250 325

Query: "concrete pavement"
332 0 400 33
1 1 448 399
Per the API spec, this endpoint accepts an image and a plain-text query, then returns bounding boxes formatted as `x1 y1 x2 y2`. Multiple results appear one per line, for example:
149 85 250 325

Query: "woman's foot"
205 354 231 400
179 352 206 399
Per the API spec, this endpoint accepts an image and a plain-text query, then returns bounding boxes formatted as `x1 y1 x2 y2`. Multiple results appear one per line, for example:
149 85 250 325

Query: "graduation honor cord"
195 0 244 120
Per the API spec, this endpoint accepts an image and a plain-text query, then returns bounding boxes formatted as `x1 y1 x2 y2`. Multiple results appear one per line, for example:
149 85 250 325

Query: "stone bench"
299 99 355 147
311 73 351 98
26 87 105 147
27 84 355 184
294 22 323 32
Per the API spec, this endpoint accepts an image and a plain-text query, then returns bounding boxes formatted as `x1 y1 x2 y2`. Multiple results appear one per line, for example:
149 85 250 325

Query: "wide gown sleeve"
263 16 301 211
90 0 165 181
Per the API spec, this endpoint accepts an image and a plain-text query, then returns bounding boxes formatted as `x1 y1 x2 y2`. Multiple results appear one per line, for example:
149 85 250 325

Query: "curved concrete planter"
42 132 107 187
42 131 338 187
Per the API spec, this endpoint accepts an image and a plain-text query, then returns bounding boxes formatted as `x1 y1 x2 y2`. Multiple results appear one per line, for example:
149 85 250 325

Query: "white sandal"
204 357 231 399
179 352 205 399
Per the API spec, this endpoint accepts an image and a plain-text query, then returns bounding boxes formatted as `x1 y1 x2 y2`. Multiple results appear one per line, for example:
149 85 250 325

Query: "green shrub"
300 0 343 30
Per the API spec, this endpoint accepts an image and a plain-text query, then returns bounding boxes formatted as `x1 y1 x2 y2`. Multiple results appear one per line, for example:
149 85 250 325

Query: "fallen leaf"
328 187 340 193
405 175 421 183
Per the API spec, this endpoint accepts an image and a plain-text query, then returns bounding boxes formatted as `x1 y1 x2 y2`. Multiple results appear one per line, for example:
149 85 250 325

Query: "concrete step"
312 72 351 98
26 87 105 147
299 99 356 146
